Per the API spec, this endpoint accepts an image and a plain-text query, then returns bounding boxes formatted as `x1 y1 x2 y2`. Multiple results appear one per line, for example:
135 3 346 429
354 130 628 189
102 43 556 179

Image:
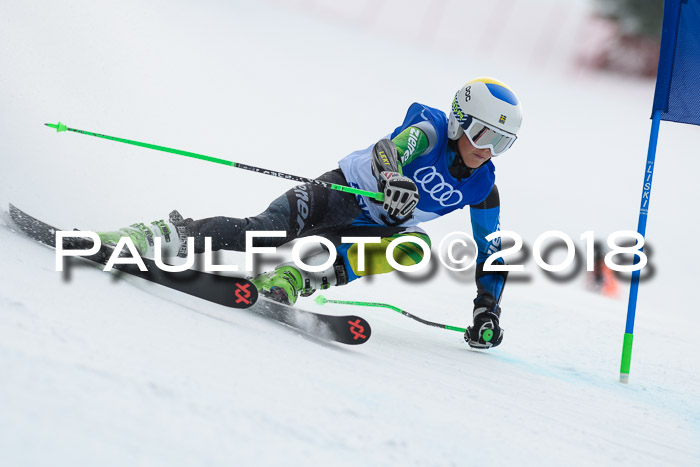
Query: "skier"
98 77 523 349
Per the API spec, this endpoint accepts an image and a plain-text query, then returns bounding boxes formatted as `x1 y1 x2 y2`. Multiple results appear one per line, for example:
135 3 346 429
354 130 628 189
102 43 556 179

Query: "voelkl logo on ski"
348 319 368 341
234 282 256 307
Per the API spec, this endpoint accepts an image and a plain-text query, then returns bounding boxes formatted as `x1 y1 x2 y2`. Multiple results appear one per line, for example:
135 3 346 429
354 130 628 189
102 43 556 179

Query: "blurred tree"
577 0 664 76
596 0 664 38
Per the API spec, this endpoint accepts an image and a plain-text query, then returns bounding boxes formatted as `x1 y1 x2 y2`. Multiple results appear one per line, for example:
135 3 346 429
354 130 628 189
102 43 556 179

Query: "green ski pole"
44 121 385 202
315 295 467 333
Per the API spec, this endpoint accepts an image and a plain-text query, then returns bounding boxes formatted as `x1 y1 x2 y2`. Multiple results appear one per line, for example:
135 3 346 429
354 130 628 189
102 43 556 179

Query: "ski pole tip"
45 122 67 133
315 295 328 305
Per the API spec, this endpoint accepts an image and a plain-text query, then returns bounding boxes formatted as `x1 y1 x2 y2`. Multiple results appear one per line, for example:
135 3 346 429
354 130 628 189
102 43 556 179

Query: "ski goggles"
461 117 517 157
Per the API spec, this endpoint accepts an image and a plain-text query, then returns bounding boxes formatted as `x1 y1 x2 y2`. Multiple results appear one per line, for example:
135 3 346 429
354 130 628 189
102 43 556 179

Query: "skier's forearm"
475 262 506 303
392 125 430 167
469 185 506 301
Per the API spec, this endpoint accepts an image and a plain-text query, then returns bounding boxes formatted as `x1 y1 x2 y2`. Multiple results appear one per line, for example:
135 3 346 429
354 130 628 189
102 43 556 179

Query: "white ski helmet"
448 77 523 156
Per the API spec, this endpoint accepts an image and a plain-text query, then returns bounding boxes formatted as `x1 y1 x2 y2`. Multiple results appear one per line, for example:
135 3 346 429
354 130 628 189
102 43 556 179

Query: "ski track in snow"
1 1 700 466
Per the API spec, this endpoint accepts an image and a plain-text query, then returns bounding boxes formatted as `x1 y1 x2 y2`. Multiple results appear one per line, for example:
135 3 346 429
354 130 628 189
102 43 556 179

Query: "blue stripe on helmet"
485 83 519 106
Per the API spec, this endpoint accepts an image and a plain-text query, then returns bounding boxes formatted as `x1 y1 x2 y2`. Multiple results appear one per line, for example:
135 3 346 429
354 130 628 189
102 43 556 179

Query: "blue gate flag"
652 0 700 126
620 0 700 383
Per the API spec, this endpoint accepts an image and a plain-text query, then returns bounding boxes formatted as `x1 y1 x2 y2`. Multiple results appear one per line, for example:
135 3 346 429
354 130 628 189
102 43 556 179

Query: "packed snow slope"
1 1 699 466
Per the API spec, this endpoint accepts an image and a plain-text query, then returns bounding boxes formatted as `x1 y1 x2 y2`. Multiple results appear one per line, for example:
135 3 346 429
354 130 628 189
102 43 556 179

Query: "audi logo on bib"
413 166 463 207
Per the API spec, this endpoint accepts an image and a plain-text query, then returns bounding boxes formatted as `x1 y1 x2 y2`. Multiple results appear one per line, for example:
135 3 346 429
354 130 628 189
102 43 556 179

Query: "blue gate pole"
620 109 662 384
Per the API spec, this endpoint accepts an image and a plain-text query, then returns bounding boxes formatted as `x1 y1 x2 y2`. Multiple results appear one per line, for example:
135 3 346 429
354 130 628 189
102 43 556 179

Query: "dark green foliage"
597 0 664 38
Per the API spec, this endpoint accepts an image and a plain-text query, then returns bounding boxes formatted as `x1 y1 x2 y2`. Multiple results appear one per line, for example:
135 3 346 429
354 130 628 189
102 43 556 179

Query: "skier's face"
458 133 492 168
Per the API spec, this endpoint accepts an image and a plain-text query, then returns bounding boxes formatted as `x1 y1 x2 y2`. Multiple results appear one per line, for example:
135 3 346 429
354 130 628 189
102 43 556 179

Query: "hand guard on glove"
465 293 504 349
378 171 419 224
370 139 419 225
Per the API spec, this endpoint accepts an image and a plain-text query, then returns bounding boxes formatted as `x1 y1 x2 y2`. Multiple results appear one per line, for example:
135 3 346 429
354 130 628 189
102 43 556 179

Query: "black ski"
8 204 258 309
250 297 371 345
8 204 371 345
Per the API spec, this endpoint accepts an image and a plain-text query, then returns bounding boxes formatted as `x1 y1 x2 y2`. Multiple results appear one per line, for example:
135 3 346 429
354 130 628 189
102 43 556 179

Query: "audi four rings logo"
413 166 463 207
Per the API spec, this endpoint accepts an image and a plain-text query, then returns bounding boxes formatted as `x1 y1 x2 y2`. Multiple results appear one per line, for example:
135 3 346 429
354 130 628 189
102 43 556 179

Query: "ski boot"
251 252 348 306
97 210 192 258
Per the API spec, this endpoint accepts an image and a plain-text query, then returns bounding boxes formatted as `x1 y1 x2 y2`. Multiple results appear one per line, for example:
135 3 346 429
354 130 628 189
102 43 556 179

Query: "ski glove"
370 139 419 224
465 293 504 349
378 171 419 224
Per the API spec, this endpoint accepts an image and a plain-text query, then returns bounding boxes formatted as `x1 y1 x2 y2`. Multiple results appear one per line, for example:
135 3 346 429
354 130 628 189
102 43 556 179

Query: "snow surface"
1 1 699 466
